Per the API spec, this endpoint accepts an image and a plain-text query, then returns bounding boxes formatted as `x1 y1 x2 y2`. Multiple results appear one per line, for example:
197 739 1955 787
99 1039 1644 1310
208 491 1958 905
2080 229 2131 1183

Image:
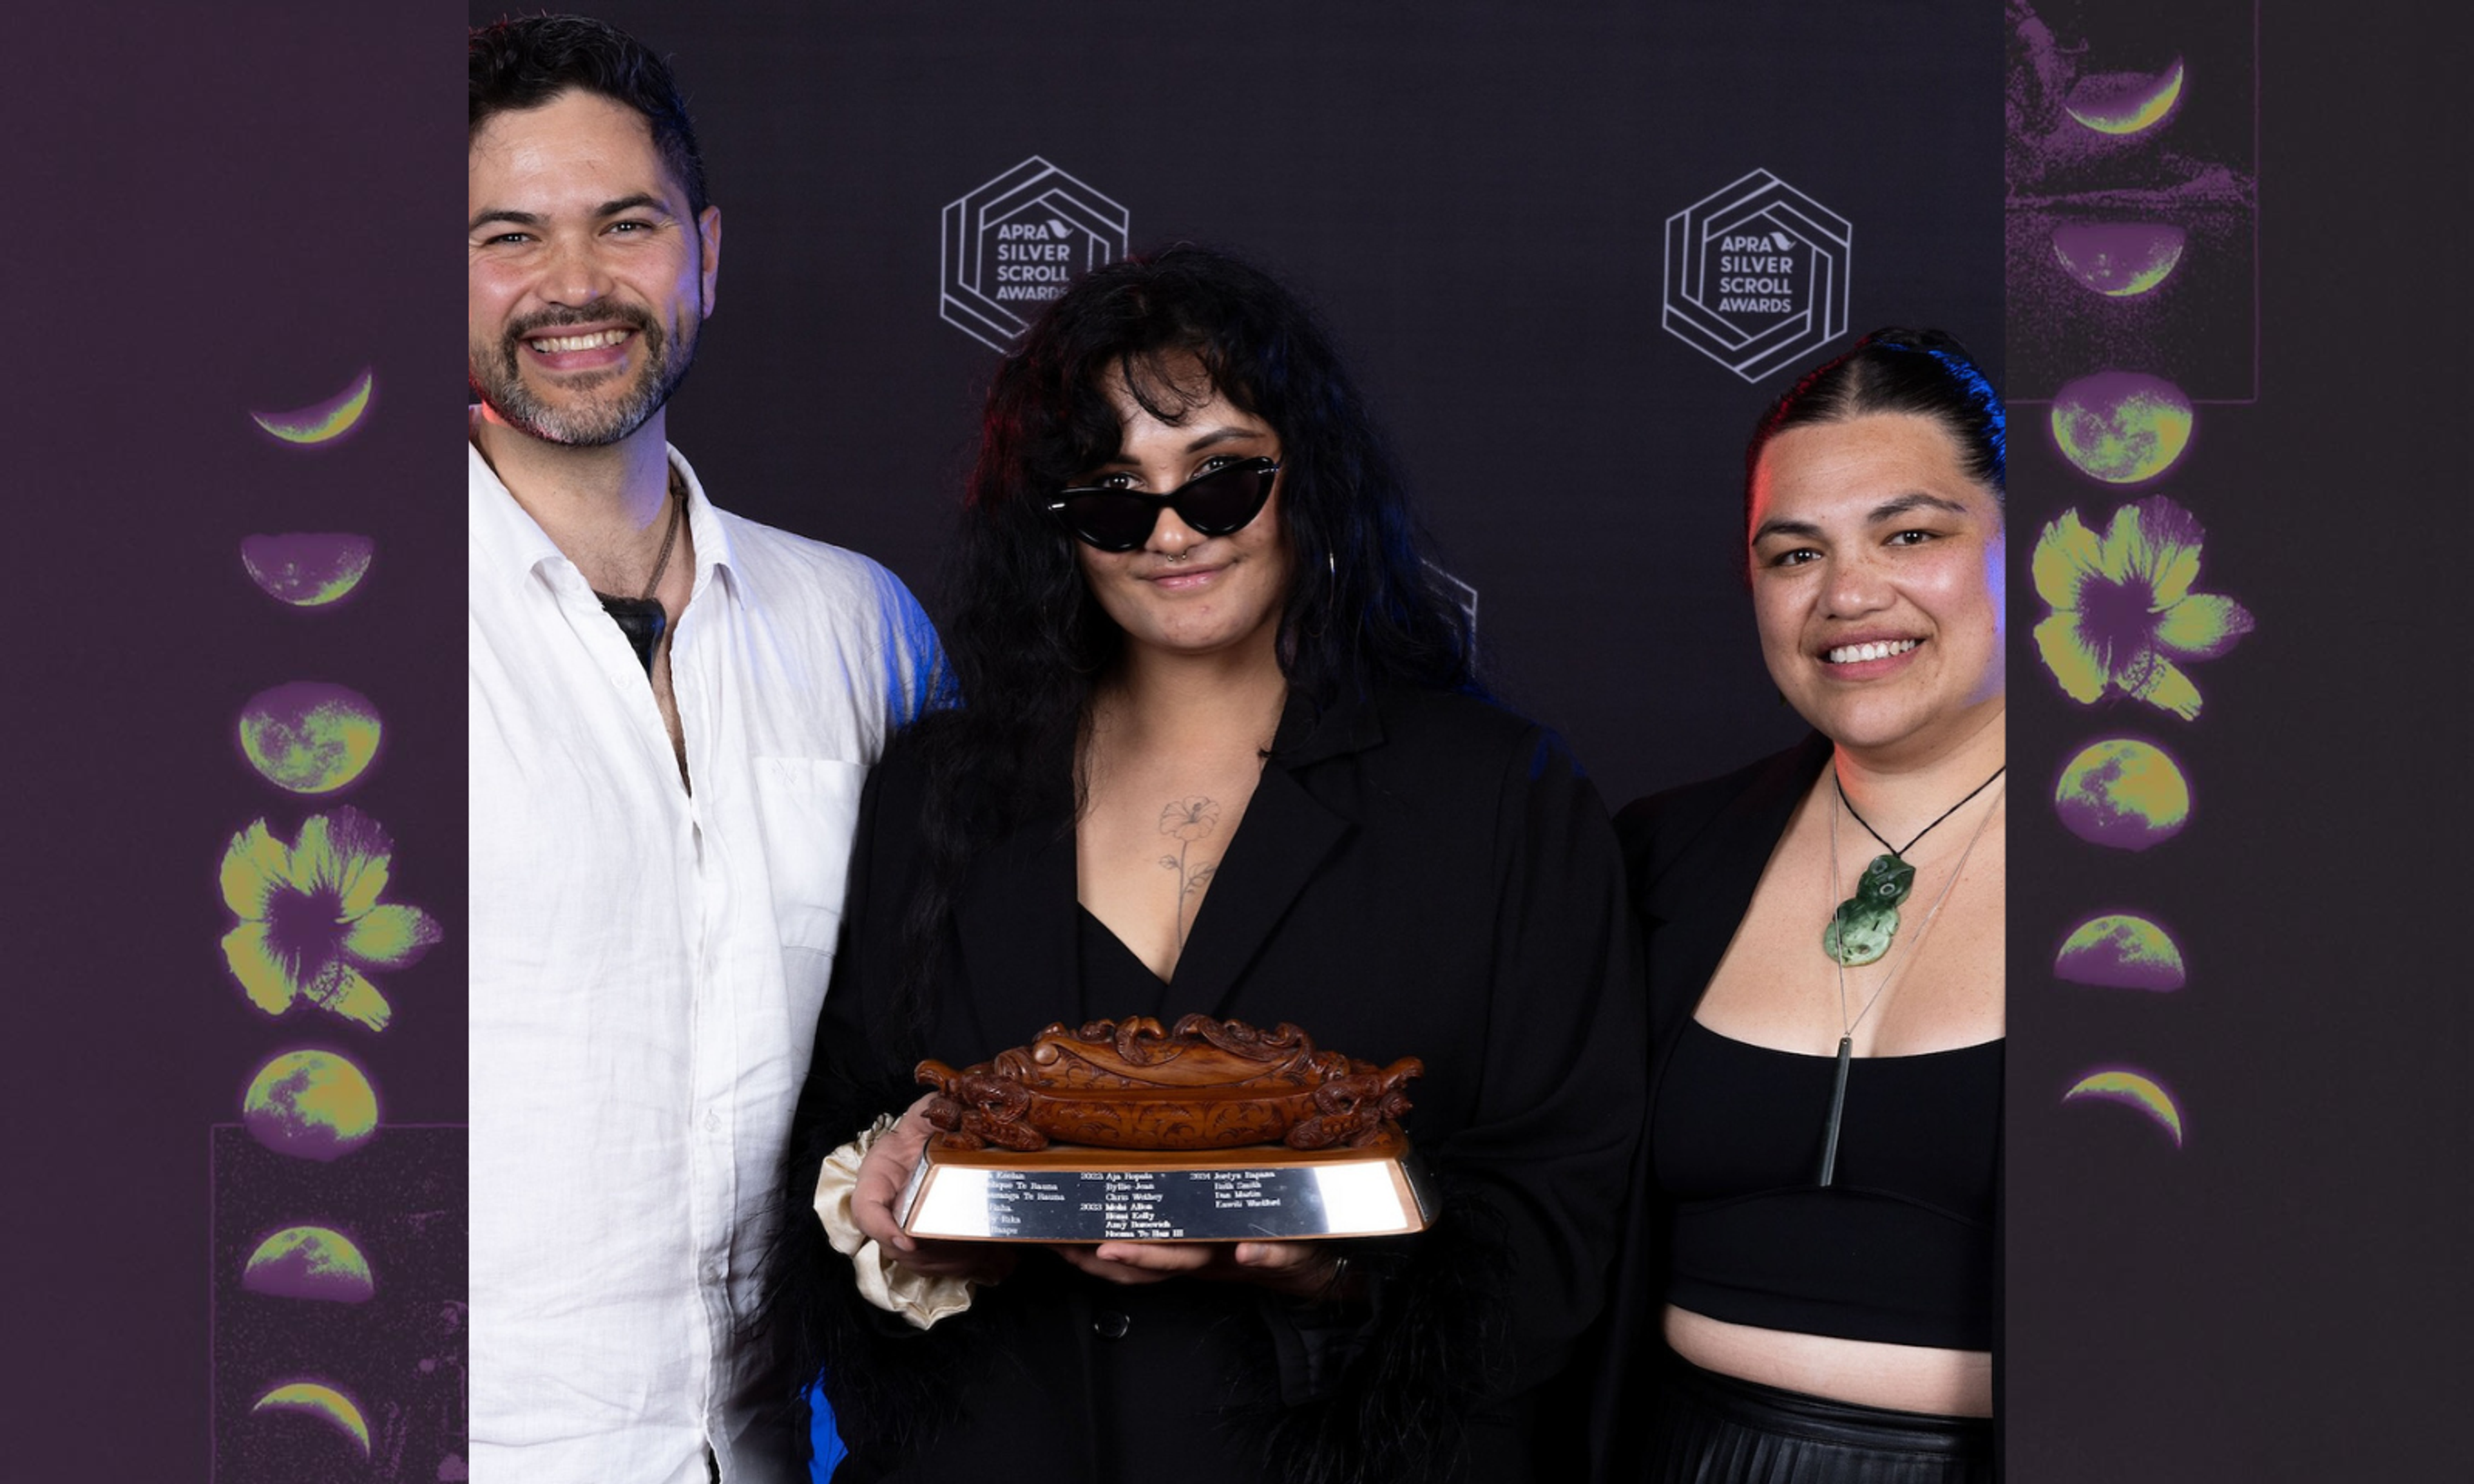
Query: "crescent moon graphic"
251 367 374 445
2064 58 2185 137
2049 223 2187 298
244 1225 376 1303
2055 913 2187 990
241 533 375 606
251 1380 372 1456
2063 1069 2185 1146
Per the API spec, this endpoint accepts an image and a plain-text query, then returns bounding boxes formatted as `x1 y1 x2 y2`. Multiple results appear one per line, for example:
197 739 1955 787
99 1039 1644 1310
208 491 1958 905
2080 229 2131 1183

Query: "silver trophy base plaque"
897 1141 1437 1242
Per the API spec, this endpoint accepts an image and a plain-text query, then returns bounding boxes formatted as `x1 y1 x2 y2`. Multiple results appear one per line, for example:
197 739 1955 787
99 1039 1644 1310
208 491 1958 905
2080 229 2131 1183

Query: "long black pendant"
597 593 667 675
1817 1034 1852 1188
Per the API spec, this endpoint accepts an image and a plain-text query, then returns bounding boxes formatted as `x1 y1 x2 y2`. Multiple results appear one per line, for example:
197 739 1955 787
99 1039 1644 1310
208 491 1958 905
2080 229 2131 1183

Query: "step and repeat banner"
9 3 2462 1480
576 0 2005 810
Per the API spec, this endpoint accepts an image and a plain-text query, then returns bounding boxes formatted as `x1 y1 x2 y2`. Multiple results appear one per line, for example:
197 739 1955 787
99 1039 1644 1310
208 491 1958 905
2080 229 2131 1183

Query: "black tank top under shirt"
1656 1018 1999 1350
1078 906 1173 1019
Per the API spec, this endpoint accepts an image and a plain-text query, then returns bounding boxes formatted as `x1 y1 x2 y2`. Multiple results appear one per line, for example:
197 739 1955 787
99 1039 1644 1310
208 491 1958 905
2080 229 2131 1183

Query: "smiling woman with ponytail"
1593 328 2007 1483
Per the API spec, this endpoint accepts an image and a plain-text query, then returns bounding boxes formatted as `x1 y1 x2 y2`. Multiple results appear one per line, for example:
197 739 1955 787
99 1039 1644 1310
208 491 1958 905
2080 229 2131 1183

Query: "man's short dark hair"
469 15 709 218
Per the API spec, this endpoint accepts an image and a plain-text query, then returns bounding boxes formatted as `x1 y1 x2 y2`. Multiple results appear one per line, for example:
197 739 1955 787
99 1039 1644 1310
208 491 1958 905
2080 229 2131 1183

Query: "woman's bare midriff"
1664 1304 1992 1418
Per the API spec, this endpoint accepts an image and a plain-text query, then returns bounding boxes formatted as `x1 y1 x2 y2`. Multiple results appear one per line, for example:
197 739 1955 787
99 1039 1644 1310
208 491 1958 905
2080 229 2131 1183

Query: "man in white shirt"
465 18 944 1480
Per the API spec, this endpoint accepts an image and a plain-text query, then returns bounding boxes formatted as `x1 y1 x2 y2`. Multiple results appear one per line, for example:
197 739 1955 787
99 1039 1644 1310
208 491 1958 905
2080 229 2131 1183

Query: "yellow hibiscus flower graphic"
219 807 441 1031
2033 494 2254 720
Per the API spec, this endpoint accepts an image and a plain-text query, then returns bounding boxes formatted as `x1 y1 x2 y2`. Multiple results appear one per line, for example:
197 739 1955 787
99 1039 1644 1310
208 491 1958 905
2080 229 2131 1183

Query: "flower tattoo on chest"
1158 796 1222 944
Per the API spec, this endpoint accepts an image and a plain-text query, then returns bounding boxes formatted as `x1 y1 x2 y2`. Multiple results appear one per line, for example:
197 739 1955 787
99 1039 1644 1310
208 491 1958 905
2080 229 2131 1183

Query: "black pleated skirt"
1644 1350 1993 1483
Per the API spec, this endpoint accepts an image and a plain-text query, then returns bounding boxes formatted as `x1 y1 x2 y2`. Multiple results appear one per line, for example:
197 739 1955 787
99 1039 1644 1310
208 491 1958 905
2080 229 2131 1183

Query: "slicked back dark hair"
1745 327 2005 538
468 14 709 219
896 244 1477 1020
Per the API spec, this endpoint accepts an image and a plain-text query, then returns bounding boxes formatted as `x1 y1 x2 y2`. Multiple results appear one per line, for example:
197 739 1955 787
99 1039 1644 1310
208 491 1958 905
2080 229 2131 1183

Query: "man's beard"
469 304 698 447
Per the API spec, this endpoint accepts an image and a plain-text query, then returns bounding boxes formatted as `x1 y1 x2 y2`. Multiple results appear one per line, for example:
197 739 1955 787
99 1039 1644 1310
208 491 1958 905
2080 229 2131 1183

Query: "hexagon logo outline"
1660 168 1853 383
1423 560 1479 636
939 155 1131 352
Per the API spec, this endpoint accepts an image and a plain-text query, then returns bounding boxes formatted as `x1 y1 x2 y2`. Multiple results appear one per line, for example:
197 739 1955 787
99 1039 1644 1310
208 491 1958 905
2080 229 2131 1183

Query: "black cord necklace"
595 472 685 676
1821 763 2006 967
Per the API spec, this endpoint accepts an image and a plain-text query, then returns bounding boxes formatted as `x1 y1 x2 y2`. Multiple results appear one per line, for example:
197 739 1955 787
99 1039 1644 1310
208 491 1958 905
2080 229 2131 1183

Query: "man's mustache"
504 304 660 345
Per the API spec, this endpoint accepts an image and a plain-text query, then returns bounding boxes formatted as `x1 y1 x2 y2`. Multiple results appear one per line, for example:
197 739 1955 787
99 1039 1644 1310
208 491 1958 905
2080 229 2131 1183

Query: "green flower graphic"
219 807 440 1031
2033 494 2254 720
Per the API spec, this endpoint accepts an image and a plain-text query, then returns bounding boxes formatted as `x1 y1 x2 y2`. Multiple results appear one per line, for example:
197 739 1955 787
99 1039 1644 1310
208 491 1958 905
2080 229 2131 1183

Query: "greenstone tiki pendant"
1822 852 1916 967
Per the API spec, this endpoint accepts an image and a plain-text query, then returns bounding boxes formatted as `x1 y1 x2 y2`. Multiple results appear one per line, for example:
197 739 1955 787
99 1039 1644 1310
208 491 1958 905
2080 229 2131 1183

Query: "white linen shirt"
468 432 943 1483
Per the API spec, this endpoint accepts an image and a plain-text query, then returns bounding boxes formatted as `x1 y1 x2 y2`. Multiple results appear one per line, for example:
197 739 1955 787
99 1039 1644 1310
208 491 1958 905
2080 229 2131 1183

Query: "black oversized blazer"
771 685 1645 1484
1580 731 2004 1481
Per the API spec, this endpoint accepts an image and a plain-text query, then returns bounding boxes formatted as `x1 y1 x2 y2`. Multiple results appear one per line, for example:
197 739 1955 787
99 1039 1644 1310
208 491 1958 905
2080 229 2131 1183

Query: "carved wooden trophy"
897 1014 1435 1242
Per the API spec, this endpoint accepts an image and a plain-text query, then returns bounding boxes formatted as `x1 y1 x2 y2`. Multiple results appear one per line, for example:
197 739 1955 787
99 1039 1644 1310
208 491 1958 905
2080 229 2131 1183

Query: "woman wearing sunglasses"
1592 330 2004 1482
765 245 1642 1482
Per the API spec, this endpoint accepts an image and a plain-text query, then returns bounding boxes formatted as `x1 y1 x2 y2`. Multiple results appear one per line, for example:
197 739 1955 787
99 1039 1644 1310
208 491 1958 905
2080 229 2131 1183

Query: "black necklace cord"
1836 764 2008 859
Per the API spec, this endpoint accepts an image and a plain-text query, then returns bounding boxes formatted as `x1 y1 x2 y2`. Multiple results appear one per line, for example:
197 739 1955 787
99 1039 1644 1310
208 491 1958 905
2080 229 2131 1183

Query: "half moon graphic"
244 1225 375 1303
2049 223 2187 298
241 1049 379 1160
2050 372 2194 485
237 681 382 794
2063 1069 2185 1146
241 533 375 606
2055 738 2190 850
2055 913 2187 989
2064 58 2186 137
251 1381 372 1456
251 367 374 445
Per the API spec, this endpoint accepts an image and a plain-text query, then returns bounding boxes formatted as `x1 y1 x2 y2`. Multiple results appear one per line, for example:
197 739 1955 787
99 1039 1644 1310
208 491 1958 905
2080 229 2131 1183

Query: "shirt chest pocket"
750 757 870 952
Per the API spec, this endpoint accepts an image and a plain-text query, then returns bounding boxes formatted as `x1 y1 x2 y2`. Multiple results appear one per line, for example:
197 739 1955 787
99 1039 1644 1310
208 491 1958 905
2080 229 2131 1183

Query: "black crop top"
1654 1018 1999 1350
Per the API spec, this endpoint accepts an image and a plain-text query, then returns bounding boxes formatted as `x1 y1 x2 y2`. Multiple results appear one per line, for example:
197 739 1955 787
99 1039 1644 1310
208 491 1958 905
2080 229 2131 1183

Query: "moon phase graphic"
2049 224 2187 298
251 1381 372 1456
2055 913 2187 989
241 1049 379 1160
244 1225 376 1303
2050 372 2194 484
250 366 374 445
241 533 374 606
2055 738 2191 850
2064 58 2186 137
236 681 382 794
2063 1069 2185 1146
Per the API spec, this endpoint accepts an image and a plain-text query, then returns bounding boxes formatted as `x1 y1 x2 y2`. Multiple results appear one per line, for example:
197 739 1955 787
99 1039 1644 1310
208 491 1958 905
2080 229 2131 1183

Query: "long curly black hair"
899 244 1477 1011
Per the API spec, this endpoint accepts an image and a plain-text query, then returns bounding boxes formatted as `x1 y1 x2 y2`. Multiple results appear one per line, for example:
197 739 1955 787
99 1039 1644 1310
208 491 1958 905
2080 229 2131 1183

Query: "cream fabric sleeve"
812 1113 981 1329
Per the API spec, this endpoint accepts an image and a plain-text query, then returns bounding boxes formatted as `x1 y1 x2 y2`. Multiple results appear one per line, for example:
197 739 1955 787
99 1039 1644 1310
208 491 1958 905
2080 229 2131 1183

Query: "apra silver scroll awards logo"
1661 169 1852 383
939 156 1130 352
